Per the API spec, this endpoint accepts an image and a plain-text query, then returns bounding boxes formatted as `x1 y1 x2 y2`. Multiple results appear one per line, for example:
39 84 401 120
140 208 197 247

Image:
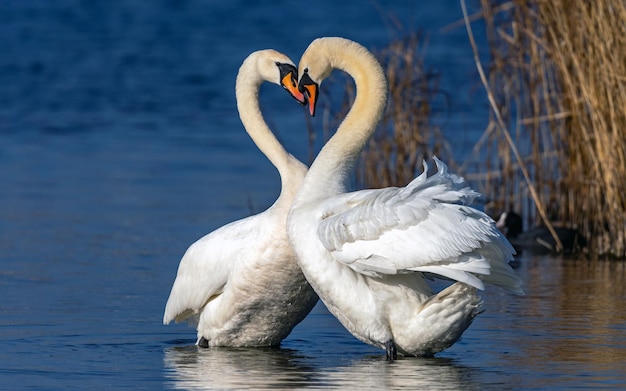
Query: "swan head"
295 38 336 117
253 49 306 104
297 37 377 117
298 69 320 117
276 62 306 105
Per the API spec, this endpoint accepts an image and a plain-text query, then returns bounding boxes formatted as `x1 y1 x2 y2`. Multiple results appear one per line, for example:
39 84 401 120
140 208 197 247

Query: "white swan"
163 49 318 347
287 37 523 359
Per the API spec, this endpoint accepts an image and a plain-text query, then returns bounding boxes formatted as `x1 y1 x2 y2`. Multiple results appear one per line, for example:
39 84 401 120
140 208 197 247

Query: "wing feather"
317 158 518 292
163 216 261 324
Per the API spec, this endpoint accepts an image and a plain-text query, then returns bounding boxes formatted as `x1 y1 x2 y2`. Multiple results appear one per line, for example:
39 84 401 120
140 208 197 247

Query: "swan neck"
235 63 305 201
302 41 387 198
236 70 289 172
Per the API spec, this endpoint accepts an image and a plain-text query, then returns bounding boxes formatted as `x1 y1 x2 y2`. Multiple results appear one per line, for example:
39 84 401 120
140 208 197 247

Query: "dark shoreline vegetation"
309 0 626 258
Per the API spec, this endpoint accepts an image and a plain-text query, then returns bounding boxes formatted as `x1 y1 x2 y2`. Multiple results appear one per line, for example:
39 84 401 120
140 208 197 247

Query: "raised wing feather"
163 216 261 324
317 158 519 293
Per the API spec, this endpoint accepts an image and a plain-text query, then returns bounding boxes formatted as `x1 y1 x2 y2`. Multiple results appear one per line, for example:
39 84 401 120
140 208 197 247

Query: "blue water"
2 1 625 390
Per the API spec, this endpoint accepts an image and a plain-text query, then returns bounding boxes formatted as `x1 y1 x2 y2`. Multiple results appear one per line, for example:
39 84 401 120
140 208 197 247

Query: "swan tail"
398 282 483 356
476 240 524 295
481 258 525 295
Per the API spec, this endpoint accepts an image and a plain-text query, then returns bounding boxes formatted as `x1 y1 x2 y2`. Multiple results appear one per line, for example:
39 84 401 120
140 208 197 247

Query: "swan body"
287 37 523 358
163 50 317 347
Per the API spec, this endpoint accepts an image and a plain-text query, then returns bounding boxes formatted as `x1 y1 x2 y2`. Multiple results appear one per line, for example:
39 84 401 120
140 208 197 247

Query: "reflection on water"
469 257 626 389
163 258 626 390
517 258 626 369
164 345 480 390
164 346 316 390
318 358 478 390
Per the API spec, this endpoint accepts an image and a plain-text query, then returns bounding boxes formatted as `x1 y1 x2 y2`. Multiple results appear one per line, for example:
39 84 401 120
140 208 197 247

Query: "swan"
286 37 524 359
163 49 318 347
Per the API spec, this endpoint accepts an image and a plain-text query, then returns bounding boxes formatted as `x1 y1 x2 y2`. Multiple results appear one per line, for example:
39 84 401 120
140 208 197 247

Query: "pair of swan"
163 38 523 358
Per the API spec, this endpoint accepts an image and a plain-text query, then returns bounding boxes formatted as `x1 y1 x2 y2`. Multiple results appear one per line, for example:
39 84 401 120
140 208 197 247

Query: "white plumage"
287 37 523 358
315 159 517 289
163 49 317 347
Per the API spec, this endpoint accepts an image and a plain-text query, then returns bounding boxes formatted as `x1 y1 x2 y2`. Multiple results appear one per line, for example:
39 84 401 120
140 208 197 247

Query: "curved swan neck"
236 56 303 195
300 38 388 198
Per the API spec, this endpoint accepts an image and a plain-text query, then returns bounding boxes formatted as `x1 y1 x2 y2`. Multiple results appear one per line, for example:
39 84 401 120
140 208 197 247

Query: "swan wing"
163 216 260 324
317 158 518 292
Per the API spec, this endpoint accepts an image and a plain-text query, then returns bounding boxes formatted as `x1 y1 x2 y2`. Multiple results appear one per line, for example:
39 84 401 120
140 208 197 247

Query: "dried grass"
471 0 626 257
358 34 449 188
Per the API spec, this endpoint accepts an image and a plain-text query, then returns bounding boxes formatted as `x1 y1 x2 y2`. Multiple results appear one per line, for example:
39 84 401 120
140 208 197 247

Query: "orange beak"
278 64 305 104
281 72 305 104
298 71 319 117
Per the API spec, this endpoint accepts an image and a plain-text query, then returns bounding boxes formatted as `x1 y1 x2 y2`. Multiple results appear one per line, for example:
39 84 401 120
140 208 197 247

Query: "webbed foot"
385 340 397 361
197 337 209 348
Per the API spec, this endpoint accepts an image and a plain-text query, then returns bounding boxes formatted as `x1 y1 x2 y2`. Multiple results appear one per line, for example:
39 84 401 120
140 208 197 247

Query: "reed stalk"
475 0 626 257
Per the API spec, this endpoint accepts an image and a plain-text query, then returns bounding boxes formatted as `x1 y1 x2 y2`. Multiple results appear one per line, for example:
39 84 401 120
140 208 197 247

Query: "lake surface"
1 1 625 390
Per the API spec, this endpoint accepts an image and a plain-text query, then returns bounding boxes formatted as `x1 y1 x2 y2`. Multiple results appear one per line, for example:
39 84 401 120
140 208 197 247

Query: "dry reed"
358 34 448 188
475 0 626 257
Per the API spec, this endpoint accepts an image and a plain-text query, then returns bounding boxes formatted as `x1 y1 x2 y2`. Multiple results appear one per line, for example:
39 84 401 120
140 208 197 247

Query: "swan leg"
197 336 209 348
385 340 397 361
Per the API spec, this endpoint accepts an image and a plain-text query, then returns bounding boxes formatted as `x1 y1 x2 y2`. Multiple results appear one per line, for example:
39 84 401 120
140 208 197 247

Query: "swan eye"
303 68 309 73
